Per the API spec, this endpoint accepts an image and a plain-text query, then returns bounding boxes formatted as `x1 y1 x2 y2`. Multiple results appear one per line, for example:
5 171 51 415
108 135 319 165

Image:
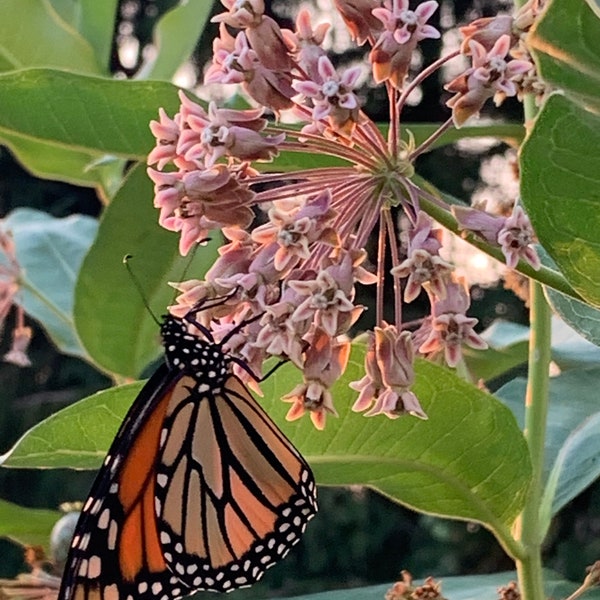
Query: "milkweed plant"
1 1 600 599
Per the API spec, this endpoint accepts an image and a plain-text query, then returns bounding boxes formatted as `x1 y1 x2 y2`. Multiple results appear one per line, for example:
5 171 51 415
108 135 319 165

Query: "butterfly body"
59 315 317 600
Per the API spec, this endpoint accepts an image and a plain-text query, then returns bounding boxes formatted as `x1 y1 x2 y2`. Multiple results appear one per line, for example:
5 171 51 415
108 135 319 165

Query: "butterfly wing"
155 374 317 593
58 365 192 600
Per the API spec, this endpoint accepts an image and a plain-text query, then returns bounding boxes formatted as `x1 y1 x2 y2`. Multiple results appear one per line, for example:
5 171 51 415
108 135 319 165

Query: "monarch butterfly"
58 309 317 600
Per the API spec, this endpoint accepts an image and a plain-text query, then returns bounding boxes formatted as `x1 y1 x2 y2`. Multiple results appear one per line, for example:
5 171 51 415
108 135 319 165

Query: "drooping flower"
148 165 255 255
351 326 426 419
205 25 295 112
370 0 440 87
283 329 350 429
453 202 540 270
418 280 488 367
334 0 384 45
391 212 453 301
212 0 293 71
445 35 532 126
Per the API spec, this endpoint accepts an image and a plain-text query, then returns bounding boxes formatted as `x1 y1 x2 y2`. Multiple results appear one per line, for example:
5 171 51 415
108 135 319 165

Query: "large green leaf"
550 315 600 369
74 164 220 378
142 1 214 80
546 288 600 348
520 93 600 308
0 130 122 192
522 0 600 307
464 321 530 381
0 382 144 469
0 498 61 548
0 68 183 163
48 0 119 72
2 346 531 539
4 208 97 358
529 0 600 111
497 368 600 535
0 0 102 74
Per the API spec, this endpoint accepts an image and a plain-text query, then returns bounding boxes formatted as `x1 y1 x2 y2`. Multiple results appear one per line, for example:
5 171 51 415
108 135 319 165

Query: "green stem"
515 281 552 600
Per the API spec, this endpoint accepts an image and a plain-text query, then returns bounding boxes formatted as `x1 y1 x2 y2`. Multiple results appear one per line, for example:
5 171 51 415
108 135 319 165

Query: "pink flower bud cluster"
0 230 32 367
445 0 544 126
145 0 545 428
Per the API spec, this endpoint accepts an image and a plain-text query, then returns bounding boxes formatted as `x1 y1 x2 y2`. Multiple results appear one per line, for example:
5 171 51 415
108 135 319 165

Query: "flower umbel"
147 1 542 427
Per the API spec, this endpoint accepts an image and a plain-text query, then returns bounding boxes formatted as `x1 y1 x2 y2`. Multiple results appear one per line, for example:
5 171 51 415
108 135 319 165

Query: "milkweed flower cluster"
147 0 543 429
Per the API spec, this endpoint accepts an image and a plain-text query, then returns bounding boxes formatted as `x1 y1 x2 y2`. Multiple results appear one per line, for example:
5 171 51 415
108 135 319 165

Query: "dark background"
1 1 598 597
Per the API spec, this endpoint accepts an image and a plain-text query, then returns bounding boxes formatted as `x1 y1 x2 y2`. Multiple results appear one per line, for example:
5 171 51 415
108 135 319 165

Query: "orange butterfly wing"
59 315 317 600
59 366 192 600
154 375 316 592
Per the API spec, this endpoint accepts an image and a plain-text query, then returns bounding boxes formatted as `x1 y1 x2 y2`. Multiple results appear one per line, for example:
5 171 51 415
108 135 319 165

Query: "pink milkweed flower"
497 205 541 270
148 165 255 255
351 326 427 419
445 35 532 126
418 279 487 367
370 0 440 87
283 329 351 430
254 302 307 368
216 242 281 309
182 102 285 167
4 324 33 367
452 203 540 270
391 212 453 301
334 0 384 45
212 0 265 28
212 0 292 71
251 190 339 273
458 15 514 53
289 250 364 337
282 9 330 82
205 26 294 112
292 55 363 136
147 108 181 170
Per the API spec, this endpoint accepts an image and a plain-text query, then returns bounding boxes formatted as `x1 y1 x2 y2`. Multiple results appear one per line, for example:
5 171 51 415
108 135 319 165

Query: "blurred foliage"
1 1 599 598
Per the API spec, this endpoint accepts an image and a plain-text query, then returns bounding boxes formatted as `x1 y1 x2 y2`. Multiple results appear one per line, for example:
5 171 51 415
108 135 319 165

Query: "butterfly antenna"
123 254 161 326
180 239 205 281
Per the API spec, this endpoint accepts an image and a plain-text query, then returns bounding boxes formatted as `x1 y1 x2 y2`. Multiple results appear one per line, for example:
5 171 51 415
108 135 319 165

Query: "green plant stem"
515 281 552 600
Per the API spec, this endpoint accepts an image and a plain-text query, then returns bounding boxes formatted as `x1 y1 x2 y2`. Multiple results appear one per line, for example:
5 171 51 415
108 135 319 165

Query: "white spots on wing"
98 508 110 530
108 519 118 550
78 558 88 577
88 555 101 579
